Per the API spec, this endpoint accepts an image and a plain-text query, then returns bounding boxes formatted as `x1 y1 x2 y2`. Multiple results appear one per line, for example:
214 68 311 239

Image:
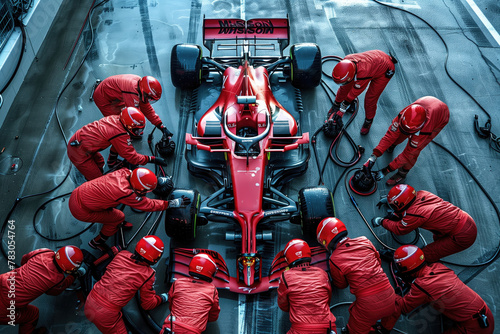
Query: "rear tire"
171 44 202 89
290 43 322 89
165 189 201 241
298 186 335 239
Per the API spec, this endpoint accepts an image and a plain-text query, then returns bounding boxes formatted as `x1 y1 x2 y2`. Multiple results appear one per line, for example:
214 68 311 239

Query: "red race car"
165 16 334 294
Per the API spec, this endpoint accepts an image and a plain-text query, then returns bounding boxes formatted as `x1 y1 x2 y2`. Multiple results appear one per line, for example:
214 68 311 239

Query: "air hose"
371 0 499 153
0 0 112 267
366 0 500 267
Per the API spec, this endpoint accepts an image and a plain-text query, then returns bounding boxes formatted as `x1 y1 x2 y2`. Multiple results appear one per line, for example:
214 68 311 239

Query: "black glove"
72 267 86 277
168 195 191 208
374 168 389 181
160 293 169 304
159 124 173 138
339 101 350 114
376 197 388 209
371 217 384 227
363 154 377 170
384 212 402 221
327 101 341 117
150 156 168 166
153 176 174 197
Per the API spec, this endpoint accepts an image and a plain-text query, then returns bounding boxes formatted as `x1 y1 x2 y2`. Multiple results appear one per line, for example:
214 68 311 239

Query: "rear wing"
203 16 290 55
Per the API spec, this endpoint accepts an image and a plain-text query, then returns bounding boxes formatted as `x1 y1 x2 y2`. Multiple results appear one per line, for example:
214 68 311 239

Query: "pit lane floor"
0 0 499 333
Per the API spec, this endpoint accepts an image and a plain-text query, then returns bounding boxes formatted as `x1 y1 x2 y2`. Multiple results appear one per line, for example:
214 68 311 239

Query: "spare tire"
298 186 335 239
171 44 203 89
165 188 201 241
290 43 322 89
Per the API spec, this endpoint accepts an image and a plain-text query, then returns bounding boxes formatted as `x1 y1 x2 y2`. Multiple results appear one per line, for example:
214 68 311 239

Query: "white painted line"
238 294 246 333
241 0 245 20
464 0 500 46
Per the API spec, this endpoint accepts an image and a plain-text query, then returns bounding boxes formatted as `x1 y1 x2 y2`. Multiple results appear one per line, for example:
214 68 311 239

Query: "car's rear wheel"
171 44 202 89
290 43 322 89
298 186 335 239
165 188 201 241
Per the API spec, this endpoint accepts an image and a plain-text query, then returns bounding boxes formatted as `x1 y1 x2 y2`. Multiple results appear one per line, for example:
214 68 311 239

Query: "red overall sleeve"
138 272 162 310
119 192 169 212
382 212 424 235
277 272 290 312
46 275 76 295
329 258 349 289
20 249 52 265
109 134 150 165
139 101 163 127
207 289 220 322
373 115 406 157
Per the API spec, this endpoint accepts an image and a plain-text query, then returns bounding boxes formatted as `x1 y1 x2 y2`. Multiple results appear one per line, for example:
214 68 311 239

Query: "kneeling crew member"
317 218 395 334
69 167 190 251
384 245 494 333
372 184 477 263
84 235 168 334
278 239 337 334
0 246 84 333
162 253 220 334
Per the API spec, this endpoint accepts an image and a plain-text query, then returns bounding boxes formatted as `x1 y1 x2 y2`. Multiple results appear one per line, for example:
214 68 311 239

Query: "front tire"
171 44 202 89
298 186 335 239
165 189 201 241
290 43 322 89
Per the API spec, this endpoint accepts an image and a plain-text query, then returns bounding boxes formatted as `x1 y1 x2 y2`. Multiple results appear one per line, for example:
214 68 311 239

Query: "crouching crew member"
0 246 84 333
69 167 190 251
364 96 449 185
67 107 168 180
317 218 395 334
372 184 477 263
278 239 337 334
85 236 168 334
328 50 397 135
384 245 494 333
161 253 220 334
92 74 173 137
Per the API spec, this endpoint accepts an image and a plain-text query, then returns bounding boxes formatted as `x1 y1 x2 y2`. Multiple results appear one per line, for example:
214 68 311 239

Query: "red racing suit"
372 96 449 172
0 249 75 334
381 190 477 263
278 264 336 334
69 168 169 237
335 50 396 120
162 277 220 334
329 237 396 333
67 115 151 180
384 263 495 333
93 74 162 127
84 250 162 334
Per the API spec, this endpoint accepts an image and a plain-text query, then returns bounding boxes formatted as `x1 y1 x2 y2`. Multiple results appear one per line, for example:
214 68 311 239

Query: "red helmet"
55 246 83 273
387 184 416 212
399 104 426 135
130 168 157 195
394 245 425 275
283 239 311 267
120 107 145 136
139 76 162 103
189 253 218 282
332 60 356 85
135 235 164 264
316 217 348 251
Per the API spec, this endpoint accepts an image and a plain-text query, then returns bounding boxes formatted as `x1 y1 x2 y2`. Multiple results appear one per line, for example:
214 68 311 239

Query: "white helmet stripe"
317 221 329 239
137 173 152 190
64 247 78 267
127 108 141 126
145 237 163 253
390 184 408 203
394 247 417 263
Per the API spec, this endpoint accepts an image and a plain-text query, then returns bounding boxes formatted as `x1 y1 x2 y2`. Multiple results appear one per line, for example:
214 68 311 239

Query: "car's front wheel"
290 43 322 89
165 188 201 241
298 186 335 239
171 44 203 89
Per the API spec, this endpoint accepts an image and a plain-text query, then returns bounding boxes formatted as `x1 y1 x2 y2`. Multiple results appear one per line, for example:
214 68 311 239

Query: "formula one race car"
165 16 334 294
